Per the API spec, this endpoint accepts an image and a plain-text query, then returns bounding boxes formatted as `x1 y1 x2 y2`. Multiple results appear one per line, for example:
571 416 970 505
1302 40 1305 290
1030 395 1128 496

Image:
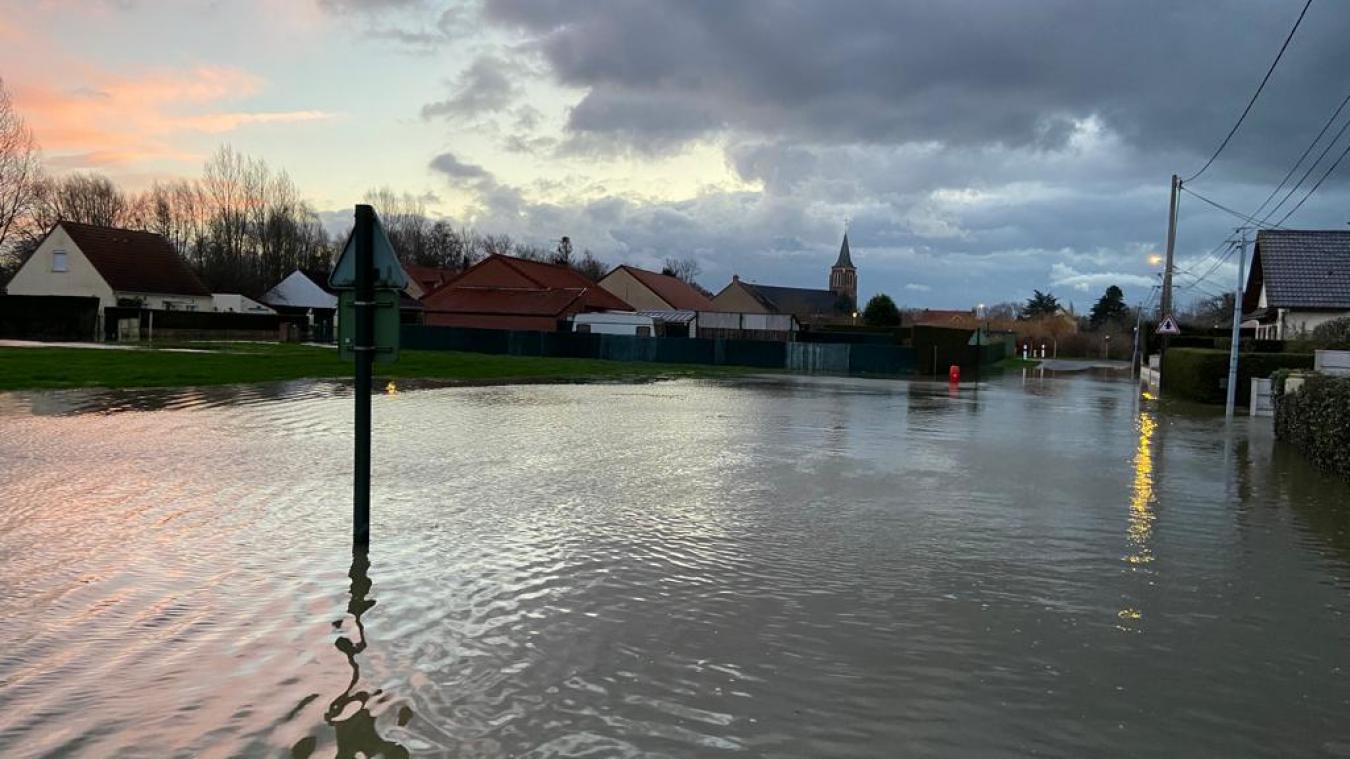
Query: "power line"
1251 93 1350 219
1177 242 1238 292
1181 186 1284 228
1184 0 1314 183
1178 237 1239 280
1274 137 1350 225
1259 105 1350 223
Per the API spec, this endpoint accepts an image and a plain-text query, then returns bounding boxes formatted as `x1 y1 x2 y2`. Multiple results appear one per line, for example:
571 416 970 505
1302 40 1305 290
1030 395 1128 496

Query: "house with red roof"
7 221 212 313
597 265 716 311
402 264 460 300
421 254 632 331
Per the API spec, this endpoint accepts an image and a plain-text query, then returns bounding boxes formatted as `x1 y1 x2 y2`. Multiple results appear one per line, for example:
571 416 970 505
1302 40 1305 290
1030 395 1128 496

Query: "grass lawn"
0 342 753 391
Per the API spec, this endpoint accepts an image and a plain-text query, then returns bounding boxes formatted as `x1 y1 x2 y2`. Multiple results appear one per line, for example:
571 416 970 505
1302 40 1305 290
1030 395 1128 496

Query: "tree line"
0 78 703 298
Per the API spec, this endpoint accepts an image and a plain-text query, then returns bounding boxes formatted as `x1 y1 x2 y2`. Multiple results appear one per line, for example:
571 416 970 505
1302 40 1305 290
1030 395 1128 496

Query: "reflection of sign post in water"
330 205 407 545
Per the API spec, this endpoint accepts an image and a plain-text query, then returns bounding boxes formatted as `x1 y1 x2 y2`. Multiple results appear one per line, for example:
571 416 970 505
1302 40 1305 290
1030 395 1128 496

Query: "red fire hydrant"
948 364 961 384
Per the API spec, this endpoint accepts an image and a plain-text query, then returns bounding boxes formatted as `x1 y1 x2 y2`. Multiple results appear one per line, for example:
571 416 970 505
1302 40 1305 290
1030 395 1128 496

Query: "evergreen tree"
1088 285 1130 329
863 293 901 326
1021 290 1060 319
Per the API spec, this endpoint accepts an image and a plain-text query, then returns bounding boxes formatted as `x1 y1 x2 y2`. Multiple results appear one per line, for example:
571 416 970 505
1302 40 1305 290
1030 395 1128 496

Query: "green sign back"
338 290 402 363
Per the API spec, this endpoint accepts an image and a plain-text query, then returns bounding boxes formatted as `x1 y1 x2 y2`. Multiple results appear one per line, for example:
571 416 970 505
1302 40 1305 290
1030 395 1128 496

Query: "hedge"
1162 348 1313 405
1275 373 1350 481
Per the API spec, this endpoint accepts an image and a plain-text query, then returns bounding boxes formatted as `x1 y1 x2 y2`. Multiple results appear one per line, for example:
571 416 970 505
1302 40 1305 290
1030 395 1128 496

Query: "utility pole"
1161 175 1180 319
1224 229 1247 420
1157 174 1180 392
353 205 375 546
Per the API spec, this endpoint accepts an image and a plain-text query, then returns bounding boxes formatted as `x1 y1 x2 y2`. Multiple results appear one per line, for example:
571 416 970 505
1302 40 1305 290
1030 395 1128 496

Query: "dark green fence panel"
507 330 544 357
849 344 917 375
787 343 850 374
402 325 929 377
654 338 715 365
720 339 787 368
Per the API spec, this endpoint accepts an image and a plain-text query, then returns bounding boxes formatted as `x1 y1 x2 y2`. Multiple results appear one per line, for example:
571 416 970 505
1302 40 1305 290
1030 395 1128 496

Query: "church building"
711 231 859 325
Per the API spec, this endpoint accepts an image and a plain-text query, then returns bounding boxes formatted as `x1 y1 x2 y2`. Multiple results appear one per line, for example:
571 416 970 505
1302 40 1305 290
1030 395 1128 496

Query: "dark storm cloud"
395 0 1350 308
485 0 1350 170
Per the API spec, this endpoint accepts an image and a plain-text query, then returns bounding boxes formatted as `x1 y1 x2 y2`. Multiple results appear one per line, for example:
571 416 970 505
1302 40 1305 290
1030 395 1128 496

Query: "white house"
1243 230 1350 340
259 269 338 313
6 221 212 313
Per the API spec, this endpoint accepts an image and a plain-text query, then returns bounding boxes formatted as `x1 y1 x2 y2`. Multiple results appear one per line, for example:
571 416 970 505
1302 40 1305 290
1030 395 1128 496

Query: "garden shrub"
1275 373 1350 481
1162 348 1313 405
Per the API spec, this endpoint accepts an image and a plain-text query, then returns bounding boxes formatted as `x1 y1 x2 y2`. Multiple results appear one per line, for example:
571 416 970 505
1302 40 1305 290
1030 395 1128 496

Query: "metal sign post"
330 204 408 547
353 205 375 546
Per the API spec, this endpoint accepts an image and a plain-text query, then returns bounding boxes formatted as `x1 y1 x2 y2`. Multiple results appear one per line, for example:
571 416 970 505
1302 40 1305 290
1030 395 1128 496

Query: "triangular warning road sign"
329 210 408 290
1155 315 1181 335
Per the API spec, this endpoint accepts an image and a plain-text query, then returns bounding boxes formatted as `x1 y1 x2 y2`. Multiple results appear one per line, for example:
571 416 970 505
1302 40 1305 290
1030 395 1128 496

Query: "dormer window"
52 251 68 272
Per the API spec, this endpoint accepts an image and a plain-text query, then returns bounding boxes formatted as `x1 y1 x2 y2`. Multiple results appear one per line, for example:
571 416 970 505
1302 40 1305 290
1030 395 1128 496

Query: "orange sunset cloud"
12 65 332 168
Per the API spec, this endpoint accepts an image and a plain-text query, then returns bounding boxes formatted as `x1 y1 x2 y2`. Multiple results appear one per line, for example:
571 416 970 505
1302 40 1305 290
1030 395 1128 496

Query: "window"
52 251 68 272
575 323 591 333
636 326 652 337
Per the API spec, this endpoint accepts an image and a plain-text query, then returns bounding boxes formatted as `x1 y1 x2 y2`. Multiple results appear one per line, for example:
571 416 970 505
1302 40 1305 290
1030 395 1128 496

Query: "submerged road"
0 371 1347 757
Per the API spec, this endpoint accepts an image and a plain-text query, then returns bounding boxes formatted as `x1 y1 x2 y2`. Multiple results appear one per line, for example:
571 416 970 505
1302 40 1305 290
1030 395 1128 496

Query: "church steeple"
829 228 858 311
834 232 855 269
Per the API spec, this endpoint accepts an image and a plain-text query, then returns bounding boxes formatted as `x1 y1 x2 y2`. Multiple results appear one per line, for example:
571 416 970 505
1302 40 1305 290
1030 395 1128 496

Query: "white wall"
124 292 214 311
572 312 655 335
697 311 797 332
212 293 275 314
5 226 116 307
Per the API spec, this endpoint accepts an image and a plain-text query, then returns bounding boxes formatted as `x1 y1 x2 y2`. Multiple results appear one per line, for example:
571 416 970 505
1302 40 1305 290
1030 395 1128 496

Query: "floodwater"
1 370 1349 758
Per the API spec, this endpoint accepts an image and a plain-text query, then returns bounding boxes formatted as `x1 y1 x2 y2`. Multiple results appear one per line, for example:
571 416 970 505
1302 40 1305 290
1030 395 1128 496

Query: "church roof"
833 232 855 269
740 282 850 316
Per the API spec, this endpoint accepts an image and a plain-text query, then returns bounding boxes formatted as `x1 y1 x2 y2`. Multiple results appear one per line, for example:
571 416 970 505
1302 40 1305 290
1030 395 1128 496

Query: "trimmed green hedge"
1276 373 1350 480
1162 348 1313 405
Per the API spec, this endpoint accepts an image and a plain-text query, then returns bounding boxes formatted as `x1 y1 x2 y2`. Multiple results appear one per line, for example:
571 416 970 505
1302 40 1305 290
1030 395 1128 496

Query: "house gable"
450 257 541 289
600 267 668 310
260 270 339 311
1249 229 1350 311
600 265 716 311
712 280 772 313
5 225 117 308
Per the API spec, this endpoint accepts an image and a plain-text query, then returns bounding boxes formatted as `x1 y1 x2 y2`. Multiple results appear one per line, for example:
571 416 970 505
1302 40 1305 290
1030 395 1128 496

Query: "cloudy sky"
3 0 1348 309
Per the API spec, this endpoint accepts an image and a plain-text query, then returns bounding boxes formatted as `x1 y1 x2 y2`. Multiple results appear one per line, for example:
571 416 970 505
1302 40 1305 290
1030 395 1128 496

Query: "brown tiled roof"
61 221 210 296
403 264 458 295
62 220 210 294
442 254 632 311
612 265 717 310
422 286 585 316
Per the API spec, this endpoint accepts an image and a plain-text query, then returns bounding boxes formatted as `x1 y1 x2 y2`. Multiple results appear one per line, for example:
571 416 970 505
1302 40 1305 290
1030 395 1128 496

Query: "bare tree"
365 187 434 265
481 233 515 257
29 173 129 229
574 248 606 281
662 256 702 284
0 77 41 273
